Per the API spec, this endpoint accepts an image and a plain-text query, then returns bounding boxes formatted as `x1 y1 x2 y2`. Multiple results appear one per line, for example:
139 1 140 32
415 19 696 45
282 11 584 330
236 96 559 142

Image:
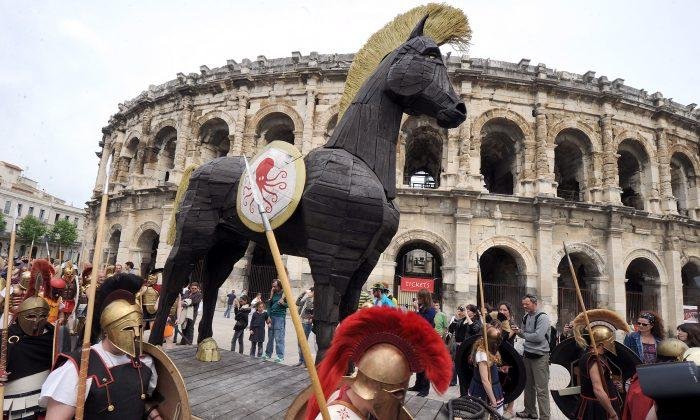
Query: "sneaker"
416 391 428 397
515 412 537 419
261 355 271 361
294 361 304 367
274 357 284 363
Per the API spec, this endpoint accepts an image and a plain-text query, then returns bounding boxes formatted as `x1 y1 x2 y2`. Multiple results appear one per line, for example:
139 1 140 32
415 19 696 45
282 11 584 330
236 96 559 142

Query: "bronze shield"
143 342 192 420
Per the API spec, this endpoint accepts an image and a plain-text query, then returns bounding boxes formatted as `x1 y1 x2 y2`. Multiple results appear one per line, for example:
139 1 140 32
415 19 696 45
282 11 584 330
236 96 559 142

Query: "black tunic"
574 351 622 420
55 348 152 420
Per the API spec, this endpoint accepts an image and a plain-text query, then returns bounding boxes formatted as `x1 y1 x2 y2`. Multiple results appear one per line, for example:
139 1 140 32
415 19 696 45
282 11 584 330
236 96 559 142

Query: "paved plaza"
155 304 567 419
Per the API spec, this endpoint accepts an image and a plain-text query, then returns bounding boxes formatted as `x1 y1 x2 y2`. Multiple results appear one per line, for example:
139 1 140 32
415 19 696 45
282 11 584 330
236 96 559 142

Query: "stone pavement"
159 305 568 419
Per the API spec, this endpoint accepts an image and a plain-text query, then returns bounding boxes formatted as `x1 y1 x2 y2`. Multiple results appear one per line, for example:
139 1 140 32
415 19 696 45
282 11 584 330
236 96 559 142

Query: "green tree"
0 212 6 233
49 219 79 259
17 215 47 245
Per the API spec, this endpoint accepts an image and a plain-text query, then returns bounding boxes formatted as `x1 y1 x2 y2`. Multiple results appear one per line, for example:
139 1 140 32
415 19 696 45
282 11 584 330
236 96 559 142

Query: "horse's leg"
196 241 247 343
340 256 379 321
148 243 200 345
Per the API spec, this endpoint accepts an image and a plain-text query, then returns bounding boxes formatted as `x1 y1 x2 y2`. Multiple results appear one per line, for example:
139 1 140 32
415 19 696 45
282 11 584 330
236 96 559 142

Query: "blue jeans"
223 304 232 318
298 322 313 364
265 315 286 359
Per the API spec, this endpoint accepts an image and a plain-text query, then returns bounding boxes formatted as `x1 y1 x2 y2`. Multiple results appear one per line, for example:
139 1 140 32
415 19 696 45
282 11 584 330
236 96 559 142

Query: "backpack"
522 312 557 354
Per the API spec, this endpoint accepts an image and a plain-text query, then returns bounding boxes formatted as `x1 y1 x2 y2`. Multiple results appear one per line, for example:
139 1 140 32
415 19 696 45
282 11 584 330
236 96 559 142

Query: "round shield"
549 337 641 419
142 342 192 420
455 335 526 404
237 140 306 232
549 364 572 391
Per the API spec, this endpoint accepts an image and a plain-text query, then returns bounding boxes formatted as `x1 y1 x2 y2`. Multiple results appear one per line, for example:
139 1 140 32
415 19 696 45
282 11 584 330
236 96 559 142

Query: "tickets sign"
400 276 435 292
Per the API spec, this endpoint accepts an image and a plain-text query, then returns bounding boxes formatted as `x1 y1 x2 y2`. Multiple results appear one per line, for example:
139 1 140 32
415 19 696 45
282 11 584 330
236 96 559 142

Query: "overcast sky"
1 0 698 208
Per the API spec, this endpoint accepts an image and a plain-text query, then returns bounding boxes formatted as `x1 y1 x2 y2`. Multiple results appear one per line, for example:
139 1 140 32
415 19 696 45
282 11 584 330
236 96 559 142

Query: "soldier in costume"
1 274 54 419
570 309 631 420
302 306 452 420
40 273 163 420
622 338 688 420
140 269 161 330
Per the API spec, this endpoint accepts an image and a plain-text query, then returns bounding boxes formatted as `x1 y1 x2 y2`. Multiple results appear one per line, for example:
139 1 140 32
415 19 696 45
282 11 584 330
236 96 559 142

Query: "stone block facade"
86 52 700 330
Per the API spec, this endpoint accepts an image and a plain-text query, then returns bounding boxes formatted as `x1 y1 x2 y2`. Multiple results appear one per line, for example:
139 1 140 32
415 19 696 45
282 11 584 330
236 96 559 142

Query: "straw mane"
338 3 471 119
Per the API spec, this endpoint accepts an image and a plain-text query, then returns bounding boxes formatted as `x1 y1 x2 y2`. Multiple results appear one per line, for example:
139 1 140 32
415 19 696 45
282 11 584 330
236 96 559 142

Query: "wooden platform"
166 346 448 419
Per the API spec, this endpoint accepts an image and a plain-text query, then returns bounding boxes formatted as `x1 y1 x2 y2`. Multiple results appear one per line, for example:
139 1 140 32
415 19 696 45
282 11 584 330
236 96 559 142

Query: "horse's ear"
407 14 429 40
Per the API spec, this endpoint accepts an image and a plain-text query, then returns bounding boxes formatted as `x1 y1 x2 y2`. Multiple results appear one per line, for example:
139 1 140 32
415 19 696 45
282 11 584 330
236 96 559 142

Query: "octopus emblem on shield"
242 157 288 213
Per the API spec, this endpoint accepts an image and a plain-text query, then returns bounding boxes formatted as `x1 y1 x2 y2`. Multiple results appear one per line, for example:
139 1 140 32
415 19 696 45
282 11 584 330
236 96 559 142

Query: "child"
468 325 505 415
249 301 268 357
231 295 251 353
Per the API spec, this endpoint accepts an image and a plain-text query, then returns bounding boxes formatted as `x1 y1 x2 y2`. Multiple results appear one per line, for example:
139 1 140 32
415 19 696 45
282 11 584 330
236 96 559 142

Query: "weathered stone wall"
86 53 700 329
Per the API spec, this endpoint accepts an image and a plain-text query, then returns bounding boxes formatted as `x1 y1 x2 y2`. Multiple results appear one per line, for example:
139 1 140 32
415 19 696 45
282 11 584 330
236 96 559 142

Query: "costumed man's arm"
589 360 618 420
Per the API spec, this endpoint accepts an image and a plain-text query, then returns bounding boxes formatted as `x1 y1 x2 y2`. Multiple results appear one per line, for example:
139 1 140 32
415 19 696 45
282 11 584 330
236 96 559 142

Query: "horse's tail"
166 164 198 245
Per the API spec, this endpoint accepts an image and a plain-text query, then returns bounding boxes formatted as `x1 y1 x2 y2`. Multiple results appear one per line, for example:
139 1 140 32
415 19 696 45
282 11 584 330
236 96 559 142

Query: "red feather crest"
306 307 452 419
28 259 55 297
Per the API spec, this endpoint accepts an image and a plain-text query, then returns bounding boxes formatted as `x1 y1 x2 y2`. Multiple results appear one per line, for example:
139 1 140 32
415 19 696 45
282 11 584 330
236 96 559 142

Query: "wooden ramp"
166 346 448 419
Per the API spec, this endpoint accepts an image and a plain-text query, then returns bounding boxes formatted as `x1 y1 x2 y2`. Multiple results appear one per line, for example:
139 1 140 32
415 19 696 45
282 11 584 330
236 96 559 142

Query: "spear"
563 242 608 394
75 156 112 420
476 254 489 370
0 213 18 412
244 157 330 420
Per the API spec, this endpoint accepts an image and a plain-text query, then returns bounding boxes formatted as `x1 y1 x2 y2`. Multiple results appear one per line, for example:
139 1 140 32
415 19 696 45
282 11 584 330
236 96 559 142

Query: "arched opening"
682 261 700 309
257 112 295 145
394 242 443 307
324 114 338 142
478 247 527 320
402 126 443 189
106 230 121 265
153 126 177 182
670 152 696 216
554 129 592 202
625 257 660 322
136 229 159 277
480 119 524 195
556 252 601 327
30 245 38 259
125 137 140 174
199 118 230 162
246 244 276 300
618 139 650 210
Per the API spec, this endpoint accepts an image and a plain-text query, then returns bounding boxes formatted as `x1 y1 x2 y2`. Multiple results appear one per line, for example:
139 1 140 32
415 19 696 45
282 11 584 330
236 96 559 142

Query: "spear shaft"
75 157 112 419
244 157 330 420
0 216 18 411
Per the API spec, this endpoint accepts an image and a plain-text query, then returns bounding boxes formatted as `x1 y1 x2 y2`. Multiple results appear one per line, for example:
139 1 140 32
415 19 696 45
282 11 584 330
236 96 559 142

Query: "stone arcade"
85 53 700 328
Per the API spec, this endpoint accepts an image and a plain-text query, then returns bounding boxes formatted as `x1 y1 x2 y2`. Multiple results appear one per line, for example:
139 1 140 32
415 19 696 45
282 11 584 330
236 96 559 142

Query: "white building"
0 161 86 262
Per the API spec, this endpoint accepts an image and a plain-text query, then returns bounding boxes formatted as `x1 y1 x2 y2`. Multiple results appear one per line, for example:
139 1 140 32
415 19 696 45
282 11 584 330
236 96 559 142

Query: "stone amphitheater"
85 51 700 329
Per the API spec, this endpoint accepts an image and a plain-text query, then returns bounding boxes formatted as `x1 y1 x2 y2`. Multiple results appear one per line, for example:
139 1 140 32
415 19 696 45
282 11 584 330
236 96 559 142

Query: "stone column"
600 114 622 204
454 197 474 305
587 151 605 203
535 208 555 317
229 88 248 156
172 96 194 183
655 128 677 213
108 142 123 184
117 206 136 264
156 205 174 269
534 104 555 196
302 81 317 155
520 136 537 197
441 124 461 188
606 212 626 317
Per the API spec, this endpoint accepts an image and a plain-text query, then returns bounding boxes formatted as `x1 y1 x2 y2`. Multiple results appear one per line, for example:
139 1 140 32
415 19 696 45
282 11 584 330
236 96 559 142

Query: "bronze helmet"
16 296 50 336
100 296 144 358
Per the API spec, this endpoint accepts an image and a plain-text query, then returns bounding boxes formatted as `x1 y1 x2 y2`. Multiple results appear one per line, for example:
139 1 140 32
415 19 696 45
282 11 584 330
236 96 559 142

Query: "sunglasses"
636 322 651 327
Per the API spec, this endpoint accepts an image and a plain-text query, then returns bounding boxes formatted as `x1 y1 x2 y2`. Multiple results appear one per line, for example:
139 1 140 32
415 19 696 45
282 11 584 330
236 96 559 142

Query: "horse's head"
385 16 466 128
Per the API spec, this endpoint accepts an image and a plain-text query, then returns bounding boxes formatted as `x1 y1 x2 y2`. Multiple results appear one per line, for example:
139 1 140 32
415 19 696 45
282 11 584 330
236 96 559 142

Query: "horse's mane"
338 3 471 119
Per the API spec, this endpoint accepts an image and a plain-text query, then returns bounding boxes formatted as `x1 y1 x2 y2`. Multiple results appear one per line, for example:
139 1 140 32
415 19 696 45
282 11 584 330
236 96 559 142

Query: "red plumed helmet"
306 306 452 419
28 259 55 297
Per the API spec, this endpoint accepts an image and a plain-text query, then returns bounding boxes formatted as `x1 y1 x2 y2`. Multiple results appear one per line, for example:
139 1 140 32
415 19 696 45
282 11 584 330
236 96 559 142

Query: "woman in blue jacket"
623 311 665 364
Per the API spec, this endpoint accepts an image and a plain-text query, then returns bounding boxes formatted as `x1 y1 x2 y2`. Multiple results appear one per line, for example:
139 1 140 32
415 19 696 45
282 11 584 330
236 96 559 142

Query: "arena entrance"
478 247 527 321
556 253 599 328
682 261 700 318
246 244 276 301
106 229 121 265
625 257 660 322
394 242 443 308
136 229 159 277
